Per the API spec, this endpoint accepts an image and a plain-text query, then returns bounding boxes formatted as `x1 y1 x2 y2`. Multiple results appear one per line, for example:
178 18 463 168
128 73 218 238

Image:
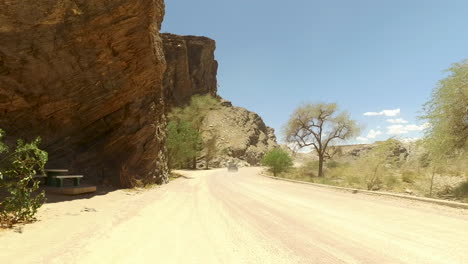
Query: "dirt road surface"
1 167 467 264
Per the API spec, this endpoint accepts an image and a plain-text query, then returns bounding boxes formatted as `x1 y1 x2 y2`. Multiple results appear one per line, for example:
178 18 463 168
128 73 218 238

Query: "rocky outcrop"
162 33 218 106
162 33 278 166
0 0 168 186
332 141 409 161
200 99 278 167
335 144 375 158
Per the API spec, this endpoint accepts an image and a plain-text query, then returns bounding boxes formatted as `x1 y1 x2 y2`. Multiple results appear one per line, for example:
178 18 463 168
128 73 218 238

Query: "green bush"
261 148 293 176
0 129 48 227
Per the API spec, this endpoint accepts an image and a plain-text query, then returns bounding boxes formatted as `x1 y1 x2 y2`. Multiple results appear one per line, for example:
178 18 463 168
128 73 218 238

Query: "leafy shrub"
0 129 48 227
262 148 293 176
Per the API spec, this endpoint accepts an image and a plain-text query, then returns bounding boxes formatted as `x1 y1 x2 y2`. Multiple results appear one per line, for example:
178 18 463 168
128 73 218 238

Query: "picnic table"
44 169 83 187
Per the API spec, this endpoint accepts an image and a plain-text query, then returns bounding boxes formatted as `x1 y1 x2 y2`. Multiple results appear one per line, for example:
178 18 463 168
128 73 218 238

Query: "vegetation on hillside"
355 139 403 191
167 95 220 170
166 121 203 169
278 59 468 203
0 129 47 227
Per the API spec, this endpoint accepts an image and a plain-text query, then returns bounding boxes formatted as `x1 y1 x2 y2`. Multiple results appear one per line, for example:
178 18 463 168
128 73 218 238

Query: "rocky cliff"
162 33 218 106
0 0 168 186
0 0 277 185
162 34 278 166
200 99 278 167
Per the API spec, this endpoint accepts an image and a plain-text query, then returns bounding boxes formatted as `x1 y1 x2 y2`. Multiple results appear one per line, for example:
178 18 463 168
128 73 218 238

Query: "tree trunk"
318 155 324 177
205 156 210 170
192 157 196 170
429 166 436 197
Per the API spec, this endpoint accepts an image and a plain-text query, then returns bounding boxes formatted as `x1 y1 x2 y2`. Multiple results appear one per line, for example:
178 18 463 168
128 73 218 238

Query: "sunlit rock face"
161 34 278 167
0 0 169 186
200 99 279 168
162 33 218 106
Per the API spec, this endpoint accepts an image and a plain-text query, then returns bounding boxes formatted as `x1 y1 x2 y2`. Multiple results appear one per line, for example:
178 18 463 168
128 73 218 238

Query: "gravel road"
1 167 467 264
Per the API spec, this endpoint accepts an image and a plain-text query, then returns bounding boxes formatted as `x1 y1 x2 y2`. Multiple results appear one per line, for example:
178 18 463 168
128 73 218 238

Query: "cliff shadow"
42 185 116 204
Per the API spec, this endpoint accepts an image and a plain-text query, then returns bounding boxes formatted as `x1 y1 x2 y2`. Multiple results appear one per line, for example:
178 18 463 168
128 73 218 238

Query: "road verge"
263 174 468 210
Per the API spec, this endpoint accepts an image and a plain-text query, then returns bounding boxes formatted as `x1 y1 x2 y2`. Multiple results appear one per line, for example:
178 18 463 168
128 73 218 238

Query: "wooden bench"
50 175 84 187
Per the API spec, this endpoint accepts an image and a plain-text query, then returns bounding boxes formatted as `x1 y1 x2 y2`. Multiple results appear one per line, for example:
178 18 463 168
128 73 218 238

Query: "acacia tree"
284 103 360 177
421 60 468 196
422 59 468 151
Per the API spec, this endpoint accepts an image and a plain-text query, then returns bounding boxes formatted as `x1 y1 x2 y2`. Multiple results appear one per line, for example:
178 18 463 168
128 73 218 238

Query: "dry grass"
280 159 468 203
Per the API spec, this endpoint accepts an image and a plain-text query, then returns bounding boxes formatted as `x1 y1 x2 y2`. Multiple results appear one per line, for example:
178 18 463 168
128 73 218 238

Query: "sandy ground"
0 167 467 264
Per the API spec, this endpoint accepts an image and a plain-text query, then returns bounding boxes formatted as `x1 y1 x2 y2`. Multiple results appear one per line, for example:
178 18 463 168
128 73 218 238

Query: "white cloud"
387 123 430 135
367 129 382 139
400 137 421 143
363 108 400 117
406 123 430 131
386 118 408 124
355 129 382 142
387 125 407 135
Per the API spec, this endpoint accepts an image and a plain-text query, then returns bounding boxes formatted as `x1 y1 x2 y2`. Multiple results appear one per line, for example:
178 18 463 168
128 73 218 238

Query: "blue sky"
162 0 468 144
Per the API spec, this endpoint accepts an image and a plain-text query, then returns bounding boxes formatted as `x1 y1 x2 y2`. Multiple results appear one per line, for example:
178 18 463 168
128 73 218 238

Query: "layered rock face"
162 34 278 166
0 0 169 186
162 33 218 106
201 100 278 167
